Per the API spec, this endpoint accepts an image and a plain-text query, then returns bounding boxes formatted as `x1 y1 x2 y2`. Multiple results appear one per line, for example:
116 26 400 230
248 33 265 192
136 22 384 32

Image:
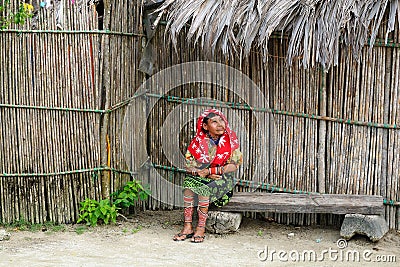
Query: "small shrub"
77 198 98 226
77 180 150 227
77 198 118 226
111 180 151 210
96 199 118 225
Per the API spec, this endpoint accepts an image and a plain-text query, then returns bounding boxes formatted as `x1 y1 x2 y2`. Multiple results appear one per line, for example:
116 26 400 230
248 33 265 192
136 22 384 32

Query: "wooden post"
381 46 391 227
99 0 112 199
318 67 327 194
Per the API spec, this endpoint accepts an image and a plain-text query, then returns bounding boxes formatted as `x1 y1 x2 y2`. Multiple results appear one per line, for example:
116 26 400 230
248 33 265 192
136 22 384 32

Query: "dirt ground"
1 210 399 267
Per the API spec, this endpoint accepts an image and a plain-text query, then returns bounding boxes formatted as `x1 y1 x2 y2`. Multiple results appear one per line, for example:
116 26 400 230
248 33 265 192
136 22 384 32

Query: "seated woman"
173 109 243 243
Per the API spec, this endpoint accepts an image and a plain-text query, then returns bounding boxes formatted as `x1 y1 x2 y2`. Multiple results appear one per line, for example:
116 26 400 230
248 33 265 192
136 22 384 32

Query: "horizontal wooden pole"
219 193 384 215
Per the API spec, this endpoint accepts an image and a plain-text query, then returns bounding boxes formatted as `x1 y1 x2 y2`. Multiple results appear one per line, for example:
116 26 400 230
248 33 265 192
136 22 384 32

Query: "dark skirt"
183 173 235 207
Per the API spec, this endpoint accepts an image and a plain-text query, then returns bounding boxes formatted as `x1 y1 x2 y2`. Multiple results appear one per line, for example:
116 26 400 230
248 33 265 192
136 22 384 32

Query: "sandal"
191 235 205 243
173 232 194 241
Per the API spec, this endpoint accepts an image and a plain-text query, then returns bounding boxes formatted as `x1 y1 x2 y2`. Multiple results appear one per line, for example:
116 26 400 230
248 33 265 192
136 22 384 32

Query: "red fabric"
187 109 239 166
184 206 194 223
197 207 209 228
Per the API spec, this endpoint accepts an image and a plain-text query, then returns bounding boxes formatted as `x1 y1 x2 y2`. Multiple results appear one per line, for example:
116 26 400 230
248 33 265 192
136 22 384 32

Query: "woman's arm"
222 163 238 174
205 163 238 180
185 149 242 179
192 165 237 179
207 149 242 180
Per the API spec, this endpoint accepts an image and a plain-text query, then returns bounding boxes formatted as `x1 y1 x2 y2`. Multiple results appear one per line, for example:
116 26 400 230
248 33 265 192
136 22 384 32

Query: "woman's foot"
173 223 193 241
191 227 206 243
173 232 194 241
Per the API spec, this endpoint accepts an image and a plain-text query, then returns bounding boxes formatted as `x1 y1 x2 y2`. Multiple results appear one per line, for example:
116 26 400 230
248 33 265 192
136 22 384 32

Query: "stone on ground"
0 229 11 241
206 211 242 234
340 214 389 242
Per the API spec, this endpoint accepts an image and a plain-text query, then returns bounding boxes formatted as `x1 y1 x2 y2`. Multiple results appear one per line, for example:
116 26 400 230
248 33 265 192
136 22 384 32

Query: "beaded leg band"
197 198 210 228
184 194 195 223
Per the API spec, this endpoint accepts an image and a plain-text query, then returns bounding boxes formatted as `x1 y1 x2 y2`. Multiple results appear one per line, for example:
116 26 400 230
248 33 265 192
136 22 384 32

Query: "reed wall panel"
145 11 400 228
0 0 143 223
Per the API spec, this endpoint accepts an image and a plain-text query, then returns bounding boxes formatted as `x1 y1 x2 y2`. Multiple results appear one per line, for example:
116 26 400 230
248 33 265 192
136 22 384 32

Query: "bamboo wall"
0 0 143 224
146 14 400 228
0 1 399 230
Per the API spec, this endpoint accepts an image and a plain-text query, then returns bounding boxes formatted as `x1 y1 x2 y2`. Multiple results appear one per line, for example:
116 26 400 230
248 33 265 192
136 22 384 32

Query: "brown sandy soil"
0 210 399 267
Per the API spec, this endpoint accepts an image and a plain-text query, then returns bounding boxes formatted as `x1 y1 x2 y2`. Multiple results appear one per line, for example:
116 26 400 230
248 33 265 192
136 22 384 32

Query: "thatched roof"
154 0 399 69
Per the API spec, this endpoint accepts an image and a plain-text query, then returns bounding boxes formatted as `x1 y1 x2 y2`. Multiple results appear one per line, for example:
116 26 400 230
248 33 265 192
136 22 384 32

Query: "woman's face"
203 115 226 137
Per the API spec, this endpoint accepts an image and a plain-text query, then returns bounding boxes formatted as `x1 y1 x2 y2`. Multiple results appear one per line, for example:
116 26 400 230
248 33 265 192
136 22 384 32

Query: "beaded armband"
208 166 225 175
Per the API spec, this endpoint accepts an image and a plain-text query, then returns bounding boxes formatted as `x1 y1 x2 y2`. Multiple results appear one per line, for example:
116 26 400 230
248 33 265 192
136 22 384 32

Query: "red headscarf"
187 109 239 166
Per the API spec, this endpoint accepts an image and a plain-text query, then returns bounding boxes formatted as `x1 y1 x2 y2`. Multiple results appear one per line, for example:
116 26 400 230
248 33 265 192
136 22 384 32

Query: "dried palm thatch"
154 0 400 69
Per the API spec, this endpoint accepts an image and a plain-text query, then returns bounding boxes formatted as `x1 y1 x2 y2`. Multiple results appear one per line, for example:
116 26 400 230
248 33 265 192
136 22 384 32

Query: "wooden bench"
218 192 385 215
207 192 389 240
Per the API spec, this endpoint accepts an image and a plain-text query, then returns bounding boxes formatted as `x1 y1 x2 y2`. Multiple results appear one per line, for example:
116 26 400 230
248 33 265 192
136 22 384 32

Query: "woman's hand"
186 167 199 176
187 166 235 179
208 174 222 180
187 168 218 178
186 167 209 178
196 168 209 178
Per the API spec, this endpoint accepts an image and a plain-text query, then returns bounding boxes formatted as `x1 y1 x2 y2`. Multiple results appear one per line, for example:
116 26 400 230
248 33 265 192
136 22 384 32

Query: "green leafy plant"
0 1 34 29
96 199 118 225
77 180 150 227
111 180 151 210
77 198 99 226
77 198 118 226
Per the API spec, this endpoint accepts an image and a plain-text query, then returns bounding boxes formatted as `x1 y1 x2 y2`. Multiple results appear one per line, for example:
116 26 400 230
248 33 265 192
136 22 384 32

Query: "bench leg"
206 211 242 234
340 214 389 242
